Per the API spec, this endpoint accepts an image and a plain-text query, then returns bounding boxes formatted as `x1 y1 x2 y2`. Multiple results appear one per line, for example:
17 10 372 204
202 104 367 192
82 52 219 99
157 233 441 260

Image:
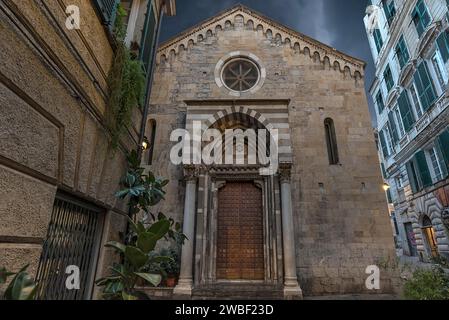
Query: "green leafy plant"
0 265 37 300
96 150 186 300
159 246 181 277
106 4 146 149
431 256 449 269
95 216 178 300
403 266 449 300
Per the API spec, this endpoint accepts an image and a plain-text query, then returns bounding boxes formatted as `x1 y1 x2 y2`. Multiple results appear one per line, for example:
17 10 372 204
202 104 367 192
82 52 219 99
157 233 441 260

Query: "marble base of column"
173 279 193 297
283 278 303 300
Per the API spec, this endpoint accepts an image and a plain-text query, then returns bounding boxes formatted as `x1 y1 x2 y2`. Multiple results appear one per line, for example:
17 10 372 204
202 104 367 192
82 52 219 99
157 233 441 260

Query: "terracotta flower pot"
165 276 178 288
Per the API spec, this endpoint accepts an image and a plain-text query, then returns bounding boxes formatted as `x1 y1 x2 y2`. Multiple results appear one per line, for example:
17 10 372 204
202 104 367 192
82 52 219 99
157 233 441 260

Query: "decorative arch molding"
205 105 274 132
156 5 365 79
414 195 445 226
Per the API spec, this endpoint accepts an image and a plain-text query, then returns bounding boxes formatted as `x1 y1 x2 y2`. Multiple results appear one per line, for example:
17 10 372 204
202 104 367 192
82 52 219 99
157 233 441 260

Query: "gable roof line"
157 4 366 69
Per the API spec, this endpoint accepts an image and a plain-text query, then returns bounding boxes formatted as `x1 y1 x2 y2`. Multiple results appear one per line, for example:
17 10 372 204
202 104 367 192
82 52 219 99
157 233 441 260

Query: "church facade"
147 5 397 298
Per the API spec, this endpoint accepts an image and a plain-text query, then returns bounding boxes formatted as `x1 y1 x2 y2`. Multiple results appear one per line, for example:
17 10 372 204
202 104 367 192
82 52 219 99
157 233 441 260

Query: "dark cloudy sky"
160 0 375 124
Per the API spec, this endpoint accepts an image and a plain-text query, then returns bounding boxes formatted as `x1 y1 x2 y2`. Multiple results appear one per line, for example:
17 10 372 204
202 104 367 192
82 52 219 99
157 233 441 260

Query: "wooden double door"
216 182 264 280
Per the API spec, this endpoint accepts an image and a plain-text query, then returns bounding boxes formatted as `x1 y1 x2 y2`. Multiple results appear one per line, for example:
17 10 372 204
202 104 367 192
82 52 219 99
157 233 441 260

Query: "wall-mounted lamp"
383 183 391 191
141 136 149 151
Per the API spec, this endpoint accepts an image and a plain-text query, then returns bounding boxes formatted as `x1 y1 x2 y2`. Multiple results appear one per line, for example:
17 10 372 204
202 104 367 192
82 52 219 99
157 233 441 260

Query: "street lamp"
383 183 391 191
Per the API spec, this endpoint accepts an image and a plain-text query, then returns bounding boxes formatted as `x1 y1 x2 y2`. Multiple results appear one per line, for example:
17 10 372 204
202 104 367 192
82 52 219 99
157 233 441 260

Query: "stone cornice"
156 4 365 79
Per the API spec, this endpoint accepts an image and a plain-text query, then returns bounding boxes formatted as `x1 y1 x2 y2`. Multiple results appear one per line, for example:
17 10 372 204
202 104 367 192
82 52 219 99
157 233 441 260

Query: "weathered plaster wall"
0 0 132 289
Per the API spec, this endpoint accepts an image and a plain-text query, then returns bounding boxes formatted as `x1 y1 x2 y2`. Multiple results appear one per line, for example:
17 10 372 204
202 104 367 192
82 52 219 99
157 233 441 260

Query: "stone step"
192 284 284 300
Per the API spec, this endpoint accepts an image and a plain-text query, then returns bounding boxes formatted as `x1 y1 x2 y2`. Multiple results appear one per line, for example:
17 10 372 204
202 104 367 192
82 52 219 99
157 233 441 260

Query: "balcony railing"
415 113 430 134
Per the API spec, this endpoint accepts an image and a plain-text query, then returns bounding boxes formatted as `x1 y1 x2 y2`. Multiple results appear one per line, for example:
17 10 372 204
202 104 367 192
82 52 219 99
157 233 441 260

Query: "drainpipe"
137 0 166 162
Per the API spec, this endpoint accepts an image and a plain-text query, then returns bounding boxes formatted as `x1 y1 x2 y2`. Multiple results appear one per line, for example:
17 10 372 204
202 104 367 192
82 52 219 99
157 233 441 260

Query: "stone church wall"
149 9 398 295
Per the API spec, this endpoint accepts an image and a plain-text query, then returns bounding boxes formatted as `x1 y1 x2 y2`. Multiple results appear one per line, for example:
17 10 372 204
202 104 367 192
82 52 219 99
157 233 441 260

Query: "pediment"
415 21 442 59
386 86 400 108
398 60 416 87
156 5 365 79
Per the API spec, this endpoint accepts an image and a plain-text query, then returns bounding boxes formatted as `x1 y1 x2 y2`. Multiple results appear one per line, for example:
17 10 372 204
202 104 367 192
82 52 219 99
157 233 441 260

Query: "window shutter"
415 150 432 188
436 31 449 63
414 62 437 111
376 91 385 114
413 0 431 36
384 65 394 92
139 2 157 75
374 29 383 53
379 130 389 159
396 36 410 69
406 161 419 193
381 162 387 179
386 189 393 204
397 91 415 132
436 129 449 174
388 113 399 144
383 0 396 26
92 0 120 30
435 141 449 179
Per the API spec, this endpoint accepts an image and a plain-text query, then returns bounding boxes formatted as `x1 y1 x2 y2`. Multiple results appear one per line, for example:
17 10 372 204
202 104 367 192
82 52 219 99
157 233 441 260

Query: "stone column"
279 164 303 299
173 166 198 297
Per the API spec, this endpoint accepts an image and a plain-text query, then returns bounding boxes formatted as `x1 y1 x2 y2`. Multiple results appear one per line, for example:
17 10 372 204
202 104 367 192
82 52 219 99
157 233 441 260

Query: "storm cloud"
160 0 375 123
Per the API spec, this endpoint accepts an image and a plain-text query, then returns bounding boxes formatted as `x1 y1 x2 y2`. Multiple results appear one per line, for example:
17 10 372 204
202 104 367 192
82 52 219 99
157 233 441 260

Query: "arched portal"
421 215 439 259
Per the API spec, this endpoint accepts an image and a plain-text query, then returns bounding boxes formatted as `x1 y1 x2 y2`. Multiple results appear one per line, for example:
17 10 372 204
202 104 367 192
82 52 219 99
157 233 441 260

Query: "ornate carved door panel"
216 182 264 280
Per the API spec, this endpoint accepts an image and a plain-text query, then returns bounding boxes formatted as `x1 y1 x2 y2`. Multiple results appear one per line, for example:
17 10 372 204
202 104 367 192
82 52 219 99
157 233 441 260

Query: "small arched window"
147 119 157 165
324 118 339 165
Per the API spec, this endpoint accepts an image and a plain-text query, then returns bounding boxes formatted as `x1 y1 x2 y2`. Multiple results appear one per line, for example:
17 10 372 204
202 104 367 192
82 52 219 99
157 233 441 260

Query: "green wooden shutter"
436 129 449 173
376 91 385 114
93 0 120 30
436 31 449 63
383 0 396 25
406 161 419 193
412 0 431 36
386 189 393 204
381 162 387 179
435 140 449 179
415 150 432 188
374 29 383 53
388 112 399 144
379 129 389 159
396 36 410 69
414 62 437 111
384 65 394 92
398 91 416 132
140 2 157 75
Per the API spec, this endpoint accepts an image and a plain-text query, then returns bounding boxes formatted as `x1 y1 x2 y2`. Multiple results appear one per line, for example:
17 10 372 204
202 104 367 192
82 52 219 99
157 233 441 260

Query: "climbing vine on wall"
106 4 146 150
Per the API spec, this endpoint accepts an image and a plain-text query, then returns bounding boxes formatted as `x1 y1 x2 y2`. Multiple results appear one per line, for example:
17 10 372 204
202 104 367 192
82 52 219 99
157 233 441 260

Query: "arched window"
147 119 157 165
324 118 339 165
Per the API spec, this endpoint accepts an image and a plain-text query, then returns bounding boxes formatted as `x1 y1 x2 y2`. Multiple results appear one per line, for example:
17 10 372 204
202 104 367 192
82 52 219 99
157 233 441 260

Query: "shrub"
403 266 449 300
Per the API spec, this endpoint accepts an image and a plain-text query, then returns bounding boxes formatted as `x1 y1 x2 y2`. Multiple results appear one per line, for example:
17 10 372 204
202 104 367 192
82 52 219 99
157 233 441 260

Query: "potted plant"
159 247 180 287
95 150 186 300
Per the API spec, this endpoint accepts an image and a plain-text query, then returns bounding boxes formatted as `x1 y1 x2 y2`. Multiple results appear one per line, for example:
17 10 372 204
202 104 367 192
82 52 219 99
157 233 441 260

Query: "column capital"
184 165 199 183
278 163 292 183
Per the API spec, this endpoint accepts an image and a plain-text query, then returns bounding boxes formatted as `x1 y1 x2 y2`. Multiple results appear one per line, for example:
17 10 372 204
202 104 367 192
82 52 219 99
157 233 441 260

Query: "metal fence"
35 193 104 300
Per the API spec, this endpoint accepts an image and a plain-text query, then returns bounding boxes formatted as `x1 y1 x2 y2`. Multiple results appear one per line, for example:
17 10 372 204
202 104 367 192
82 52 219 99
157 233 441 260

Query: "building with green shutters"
364 0 449 262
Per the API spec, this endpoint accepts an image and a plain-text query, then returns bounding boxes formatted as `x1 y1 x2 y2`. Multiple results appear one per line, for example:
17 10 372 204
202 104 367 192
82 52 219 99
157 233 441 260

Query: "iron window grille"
35 193 104 300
